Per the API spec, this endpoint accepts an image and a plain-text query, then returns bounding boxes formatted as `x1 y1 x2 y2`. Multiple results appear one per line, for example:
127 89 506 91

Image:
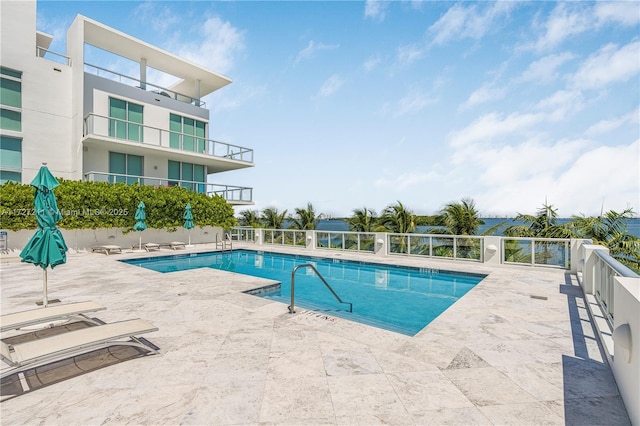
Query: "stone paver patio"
0 243 631 425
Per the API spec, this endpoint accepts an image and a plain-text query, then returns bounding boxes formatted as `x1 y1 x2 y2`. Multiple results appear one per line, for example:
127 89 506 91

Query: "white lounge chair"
91 245 122 255
1 318 159 381
1 301 106 333
143 243 160 252
159 242 186 250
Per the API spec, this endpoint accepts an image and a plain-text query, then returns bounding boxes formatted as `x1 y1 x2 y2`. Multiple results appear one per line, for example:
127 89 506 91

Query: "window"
169 113 206 153
0 67 22 132
0 136 22 184
168 160 205 193
109 152 143 185
109 98 143 142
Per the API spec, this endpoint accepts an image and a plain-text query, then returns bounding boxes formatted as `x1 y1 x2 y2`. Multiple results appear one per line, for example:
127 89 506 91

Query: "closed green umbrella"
134 201 146 250
19 165 68 307
183 203 194 246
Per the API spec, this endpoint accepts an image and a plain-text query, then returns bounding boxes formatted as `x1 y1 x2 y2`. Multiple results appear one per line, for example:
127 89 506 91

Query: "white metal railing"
84 63 205 107
387 233 484 262
84 171 253 203
316 231 376 252
592 249 638 326
230 227 256 242
502 237 570 269
234 228 579 267
83 114 254 164
263 229 307 247
36 46 71 66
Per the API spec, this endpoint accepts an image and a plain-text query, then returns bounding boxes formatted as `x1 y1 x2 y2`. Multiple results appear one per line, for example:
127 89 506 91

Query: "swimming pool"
122 250 486 335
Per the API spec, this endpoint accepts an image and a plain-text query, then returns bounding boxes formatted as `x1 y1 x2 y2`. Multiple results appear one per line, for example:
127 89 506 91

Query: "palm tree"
504 202 573 265
569 208 640 272
261 207 287 229
504 202 573 238
379 201 416 234
346 207 378 232
237 209 261 227
289 202 321 230
438 198 485 235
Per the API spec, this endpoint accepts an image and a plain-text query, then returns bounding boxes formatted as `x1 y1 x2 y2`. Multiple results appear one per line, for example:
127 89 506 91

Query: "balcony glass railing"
502 237 570 268
84 171 253 203
84 63 204 107
84 114 254 164
36 46 71 66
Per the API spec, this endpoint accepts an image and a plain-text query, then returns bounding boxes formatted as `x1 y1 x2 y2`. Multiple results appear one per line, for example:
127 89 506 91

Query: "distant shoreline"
314 218 640 238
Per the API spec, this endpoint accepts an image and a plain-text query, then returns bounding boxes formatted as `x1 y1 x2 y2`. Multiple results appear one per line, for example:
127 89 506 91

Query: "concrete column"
612 276 640 425
375 233 386 256
306 230 316 250
483 236 501 265
571 238 591 273
140 57 147 89
582 244 609 294
254 228 264 245
195 79 200 102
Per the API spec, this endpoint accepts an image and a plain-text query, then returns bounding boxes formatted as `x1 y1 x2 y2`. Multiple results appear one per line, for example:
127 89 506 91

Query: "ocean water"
315 218 640 238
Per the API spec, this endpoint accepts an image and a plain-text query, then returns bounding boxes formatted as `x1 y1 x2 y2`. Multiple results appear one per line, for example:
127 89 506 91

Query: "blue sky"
37 1 639 218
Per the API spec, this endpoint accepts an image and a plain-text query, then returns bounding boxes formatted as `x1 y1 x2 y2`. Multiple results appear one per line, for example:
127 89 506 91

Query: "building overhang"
76 15 232 98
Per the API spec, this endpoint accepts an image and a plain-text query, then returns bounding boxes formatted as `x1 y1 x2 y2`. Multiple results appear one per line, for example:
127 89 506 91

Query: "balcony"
36 46 71 66
83 114 253 171
84 171 253 205
85 63 204 107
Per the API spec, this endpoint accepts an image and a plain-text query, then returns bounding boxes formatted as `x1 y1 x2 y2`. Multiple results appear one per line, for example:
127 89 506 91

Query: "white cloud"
517 52 576 83
173 16 245 75
206 85 267 114
469 139 639 216
595 2 640 27
571 41 640 90
585 108 640 136
526 2 640 52
534 90 584 121
448 112 544 149
364 0 388 22
428 2 515 46
133 2 181 33
363 54 382 72
36 13 71 53
317 74 344 97
528 3 592 52
393 89 435 117
295 40 339 64
460 84 506 110
396 43 426 66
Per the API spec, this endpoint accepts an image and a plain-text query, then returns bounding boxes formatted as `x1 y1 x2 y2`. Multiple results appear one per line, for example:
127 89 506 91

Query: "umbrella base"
36 299 61 306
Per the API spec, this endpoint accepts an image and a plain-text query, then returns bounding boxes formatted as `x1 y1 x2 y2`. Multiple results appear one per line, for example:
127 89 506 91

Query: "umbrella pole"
43 268 48 307
139 235 142 251
188 230 191 246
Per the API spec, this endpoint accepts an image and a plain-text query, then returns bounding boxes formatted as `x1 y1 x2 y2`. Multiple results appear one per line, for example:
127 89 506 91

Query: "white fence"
231 227 570 268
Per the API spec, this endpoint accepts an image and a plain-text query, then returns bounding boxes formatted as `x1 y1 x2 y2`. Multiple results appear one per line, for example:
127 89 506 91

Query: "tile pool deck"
0 243 631 425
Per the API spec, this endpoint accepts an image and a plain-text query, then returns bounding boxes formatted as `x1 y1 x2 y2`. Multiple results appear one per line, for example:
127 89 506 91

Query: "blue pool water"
122 250 486 336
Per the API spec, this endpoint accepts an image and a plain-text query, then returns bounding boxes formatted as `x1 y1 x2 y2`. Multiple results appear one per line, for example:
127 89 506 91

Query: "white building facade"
0 1 253 205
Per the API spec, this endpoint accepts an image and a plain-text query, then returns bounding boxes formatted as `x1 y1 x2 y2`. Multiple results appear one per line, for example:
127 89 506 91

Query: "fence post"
306 230 315 250
483 236 501 265
375 233 386 257
582 244 608 294
254 228 264 246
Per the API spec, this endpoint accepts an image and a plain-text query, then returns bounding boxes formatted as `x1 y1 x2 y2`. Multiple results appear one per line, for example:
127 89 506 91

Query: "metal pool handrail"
289 263 353 314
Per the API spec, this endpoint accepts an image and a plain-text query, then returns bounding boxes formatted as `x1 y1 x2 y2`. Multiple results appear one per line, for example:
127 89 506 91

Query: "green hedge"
0 180 236 231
